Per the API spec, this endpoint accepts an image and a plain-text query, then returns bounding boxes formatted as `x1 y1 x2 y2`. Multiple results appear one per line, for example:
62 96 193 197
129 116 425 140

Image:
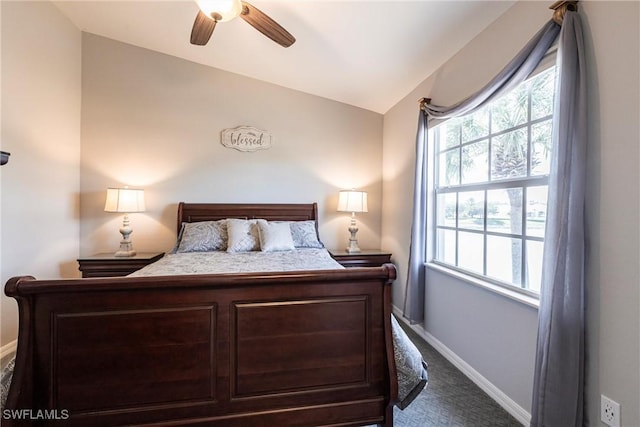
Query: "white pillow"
257 221 295 252
226 218 260 252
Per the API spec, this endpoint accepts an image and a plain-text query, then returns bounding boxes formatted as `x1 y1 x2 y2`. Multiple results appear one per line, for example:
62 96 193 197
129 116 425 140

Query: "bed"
3 202 425 426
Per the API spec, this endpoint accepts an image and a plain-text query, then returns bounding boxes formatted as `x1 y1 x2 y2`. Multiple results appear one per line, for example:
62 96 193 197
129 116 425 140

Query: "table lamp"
104 187 145 257
337 189 368 254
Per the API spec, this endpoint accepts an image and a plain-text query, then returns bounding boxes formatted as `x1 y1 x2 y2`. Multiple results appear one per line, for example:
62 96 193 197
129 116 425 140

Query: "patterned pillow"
257 221 295 252
287 221 324 248
176 220 227 252
226 218 261 252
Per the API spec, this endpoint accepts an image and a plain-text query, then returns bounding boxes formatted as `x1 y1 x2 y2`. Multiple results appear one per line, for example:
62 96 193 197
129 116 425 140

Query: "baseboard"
392 306 531 426
1 339 17 360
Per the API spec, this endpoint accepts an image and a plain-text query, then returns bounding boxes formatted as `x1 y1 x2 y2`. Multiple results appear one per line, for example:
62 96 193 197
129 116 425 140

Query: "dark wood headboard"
177 202 319 234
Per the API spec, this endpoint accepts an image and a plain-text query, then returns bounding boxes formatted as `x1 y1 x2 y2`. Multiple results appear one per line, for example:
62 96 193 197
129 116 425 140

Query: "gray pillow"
285 221 324 248
176 220 228 252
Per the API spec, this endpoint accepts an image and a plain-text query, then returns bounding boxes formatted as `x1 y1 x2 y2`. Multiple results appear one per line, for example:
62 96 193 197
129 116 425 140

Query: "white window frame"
426 62 557 301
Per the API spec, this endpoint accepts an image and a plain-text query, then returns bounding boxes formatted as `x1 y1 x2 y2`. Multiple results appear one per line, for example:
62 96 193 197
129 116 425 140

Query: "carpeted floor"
390 320 523 427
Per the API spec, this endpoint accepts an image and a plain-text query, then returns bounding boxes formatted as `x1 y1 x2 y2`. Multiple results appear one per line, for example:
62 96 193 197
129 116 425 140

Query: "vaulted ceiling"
53 0 516 113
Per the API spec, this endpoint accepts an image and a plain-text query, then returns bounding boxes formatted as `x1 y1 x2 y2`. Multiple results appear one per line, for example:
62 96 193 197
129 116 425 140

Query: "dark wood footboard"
4 265 397 427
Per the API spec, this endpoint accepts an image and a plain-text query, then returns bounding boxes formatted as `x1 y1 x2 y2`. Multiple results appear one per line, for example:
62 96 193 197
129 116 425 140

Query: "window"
431 66 556 296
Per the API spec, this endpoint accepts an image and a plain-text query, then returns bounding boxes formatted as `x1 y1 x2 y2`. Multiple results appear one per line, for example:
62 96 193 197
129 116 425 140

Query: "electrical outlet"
601 395 620 427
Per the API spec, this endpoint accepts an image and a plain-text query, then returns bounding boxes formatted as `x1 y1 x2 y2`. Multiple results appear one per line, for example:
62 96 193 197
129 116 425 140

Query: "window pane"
531 68 556 120
491 84 528 133
487 188 522 235
531 120 552 176
526 240 544 293
458 191 484 231
461 108 489 143
436 193 457 227
441 120 461 149
458 231 484 275
439 148 459 186
461 140 488 184
430 65 555 296
526 186 548 237
487 236 522 285
436 228 456 265
491 129 528 180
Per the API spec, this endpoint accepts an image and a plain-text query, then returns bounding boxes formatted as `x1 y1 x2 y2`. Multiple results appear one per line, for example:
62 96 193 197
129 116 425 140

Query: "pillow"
176 220 227 253
226 218 261 252
287 220 324 248
257 221 295 252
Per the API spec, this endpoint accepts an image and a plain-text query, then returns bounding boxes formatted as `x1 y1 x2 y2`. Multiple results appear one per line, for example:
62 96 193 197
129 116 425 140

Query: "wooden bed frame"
4 203 398 426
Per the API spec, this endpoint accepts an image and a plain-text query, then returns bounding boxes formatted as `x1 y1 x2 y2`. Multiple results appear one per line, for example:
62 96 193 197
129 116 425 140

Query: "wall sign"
221 126 273 152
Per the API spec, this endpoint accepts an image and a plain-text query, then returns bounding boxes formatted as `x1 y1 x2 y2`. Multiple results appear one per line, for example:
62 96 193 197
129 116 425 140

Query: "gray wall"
382 1 640 425
583 2 640 426
0 1 81 348
79 34 384 257
1 4 385 349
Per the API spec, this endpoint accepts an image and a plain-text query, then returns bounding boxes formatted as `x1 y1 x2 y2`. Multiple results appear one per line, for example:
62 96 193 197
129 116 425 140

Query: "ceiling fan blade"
240 1 295 48
190 10 217 45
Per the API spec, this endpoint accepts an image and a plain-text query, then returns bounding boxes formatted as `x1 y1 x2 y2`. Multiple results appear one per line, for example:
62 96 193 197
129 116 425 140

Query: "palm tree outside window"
431 66 556 296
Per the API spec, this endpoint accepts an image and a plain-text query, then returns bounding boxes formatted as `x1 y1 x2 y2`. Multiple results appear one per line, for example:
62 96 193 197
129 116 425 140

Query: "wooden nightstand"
78 252 165 278
329 249 392 268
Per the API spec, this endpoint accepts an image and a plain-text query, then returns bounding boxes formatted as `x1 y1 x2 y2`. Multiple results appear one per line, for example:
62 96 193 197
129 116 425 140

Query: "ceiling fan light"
196 0 242 22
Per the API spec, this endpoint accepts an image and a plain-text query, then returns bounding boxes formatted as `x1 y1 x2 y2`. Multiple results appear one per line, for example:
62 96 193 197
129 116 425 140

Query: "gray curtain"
403 20 560 323
530 11 587 427
407 10 588 424
403 111 428 323
422 20 561 120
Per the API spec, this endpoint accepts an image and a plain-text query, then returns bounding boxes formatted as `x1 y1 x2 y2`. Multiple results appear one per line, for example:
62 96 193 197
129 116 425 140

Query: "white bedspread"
129 248 344 276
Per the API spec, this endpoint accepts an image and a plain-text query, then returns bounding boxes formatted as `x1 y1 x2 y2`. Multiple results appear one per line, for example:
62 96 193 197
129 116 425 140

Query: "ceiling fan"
190 0 296 48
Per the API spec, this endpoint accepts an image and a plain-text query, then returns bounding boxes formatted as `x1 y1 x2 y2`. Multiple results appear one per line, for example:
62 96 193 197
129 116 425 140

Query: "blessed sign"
221 126 273 152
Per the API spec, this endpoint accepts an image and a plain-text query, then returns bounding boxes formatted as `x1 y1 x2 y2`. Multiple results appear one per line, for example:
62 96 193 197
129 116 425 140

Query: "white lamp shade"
337 190 368 213
104 188 146 213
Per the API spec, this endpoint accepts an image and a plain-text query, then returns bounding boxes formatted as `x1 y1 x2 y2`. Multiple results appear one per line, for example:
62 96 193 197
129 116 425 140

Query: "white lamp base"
345 219 361 254
115 251 136 257
115 214 137 257
115 247 136 258
346 242 361 254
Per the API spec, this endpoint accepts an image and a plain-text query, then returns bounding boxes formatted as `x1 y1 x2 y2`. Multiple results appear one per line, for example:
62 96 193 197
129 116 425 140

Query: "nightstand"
328 249 392 268
78 252 165 278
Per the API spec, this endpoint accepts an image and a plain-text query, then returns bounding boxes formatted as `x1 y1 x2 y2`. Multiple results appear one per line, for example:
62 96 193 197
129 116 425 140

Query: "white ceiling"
53 0 516 114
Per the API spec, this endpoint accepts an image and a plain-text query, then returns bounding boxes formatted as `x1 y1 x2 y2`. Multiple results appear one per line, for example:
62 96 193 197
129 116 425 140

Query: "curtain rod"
549 0 578 25
419 98 431 109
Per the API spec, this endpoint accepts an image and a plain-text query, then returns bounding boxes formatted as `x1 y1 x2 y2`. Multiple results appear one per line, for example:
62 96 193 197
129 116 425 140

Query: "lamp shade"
337 190 368 213
104 188 146 213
